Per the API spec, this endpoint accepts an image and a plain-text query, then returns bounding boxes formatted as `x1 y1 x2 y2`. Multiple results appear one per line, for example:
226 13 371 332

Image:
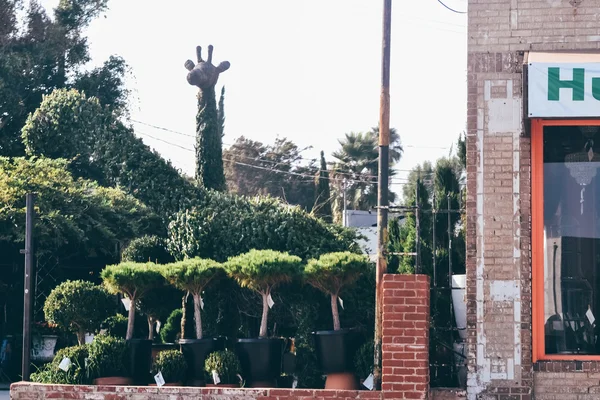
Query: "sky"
42 0 468 198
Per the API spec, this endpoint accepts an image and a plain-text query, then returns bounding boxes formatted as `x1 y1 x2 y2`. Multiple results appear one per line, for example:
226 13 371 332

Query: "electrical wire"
436 0 467 14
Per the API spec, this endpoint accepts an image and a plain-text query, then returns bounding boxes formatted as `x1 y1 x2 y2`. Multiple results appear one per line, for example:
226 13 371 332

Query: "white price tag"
58 357 71 372
154 371 165 387
121 298 131 311
84 333 94 344
587 308 596 325
338 297 344 310
237 374 243 384
156 321 161 334
292 377 298 389
362 373 374 390
267 293 275 309
200 296 204 310
212 370 221 385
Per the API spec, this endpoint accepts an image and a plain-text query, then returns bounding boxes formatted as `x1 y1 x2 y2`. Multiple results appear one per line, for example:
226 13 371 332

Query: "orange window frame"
532 118 600 362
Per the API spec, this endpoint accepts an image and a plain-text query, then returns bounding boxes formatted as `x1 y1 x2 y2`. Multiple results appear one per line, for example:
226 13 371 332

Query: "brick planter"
11 274 430 400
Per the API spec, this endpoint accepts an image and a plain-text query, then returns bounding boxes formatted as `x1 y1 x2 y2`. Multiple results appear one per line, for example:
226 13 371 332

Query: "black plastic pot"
179 337 226 385
235 338 284 387
127 339 152 385
313 330 360 374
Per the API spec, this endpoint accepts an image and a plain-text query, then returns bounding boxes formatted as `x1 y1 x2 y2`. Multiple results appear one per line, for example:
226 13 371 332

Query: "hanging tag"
212 370 221 385
587 307 596 325
154 371 165 387
200 296 204 310
156 320 161 334
237 374 243 383
121 298 131 311
362 373 374 390
84 358 89 368
338 297 344 310
292 377 298 389
58 357 72 372
267 293 275 309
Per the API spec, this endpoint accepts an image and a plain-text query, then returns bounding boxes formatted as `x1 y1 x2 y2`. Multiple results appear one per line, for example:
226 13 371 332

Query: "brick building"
467 1 600 399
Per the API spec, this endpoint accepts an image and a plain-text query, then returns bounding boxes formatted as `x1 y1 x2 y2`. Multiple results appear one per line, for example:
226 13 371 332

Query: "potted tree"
224 249 303 387
204 350 242 388
304 251 368 390
161 258 225 386
101 262 164 384
43 280 114 346
150 349 187 386
87 335 131 385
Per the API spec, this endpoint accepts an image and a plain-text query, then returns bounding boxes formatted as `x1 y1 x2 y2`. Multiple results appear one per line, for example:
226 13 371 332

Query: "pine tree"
314 151 333 223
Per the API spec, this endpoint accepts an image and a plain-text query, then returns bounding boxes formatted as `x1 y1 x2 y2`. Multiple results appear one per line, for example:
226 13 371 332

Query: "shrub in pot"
161 258 225 385
31 344 90 384
44 280 114 345
101 262 164 384
151 349 187 386
224 249 303 387
304 251 369 389
204 350 242 388
87 335 131 385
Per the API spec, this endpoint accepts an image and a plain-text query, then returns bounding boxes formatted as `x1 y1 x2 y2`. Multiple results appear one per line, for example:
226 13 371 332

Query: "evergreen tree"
196 86 226 191
218 86 225 138
314 151 333 223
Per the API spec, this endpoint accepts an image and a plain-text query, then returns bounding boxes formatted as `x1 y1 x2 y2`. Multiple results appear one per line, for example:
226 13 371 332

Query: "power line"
435 0 467 14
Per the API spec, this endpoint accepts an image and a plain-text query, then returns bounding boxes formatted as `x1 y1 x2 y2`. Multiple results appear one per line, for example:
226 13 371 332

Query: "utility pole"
415 180 421 274
343 179 348 227
373 0 392 390
21 193 35 381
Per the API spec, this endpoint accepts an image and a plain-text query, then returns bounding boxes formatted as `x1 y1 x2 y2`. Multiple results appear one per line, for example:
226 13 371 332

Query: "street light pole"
373 0 392 390
21 193 35 381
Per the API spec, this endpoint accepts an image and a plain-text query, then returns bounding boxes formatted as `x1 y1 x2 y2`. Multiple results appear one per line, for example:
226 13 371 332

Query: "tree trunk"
148 316 155 341
331 293 341 331
259 291 269 338
193 292 203 339
77 328 86 346
180 294 187 340
126 298 136 340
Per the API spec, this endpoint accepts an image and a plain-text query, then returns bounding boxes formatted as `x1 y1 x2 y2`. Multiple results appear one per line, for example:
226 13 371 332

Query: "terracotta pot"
205 383 240 388
93 377 133 386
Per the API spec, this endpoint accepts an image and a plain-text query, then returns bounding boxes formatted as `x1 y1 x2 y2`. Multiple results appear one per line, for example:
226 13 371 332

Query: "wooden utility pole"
21 193 35 381
374 0 392 390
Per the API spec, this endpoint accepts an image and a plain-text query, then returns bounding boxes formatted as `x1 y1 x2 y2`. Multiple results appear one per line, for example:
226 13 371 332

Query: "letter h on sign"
548 67 585 101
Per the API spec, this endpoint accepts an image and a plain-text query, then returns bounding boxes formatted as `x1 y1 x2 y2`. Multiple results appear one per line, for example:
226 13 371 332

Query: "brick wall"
10 274 430 400
466 0 600 399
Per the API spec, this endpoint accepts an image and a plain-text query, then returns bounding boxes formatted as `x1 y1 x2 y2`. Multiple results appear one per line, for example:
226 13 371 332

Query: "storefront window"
540 124 600 355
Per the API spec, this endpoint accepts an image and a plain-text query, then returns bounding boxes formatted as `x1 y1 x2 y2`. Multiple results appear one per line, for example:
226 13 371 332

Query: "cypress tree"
314 151 333 223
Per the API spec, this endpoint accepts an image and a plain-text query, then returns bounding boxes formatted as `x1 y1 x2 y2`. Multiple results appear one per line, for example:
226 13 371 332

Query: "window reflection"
544 125 600 355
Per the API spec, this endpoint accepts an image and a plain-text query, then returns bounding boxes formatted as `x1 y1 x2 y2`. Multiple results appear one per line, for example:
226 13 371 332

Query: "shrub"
304 252 369 330
101 262 164 339
160 308 194 344
354 340 374 380
101 314 128 339
138 283 182 342
204 350 241 385
224 249 303 338
122 235 174 264
31 344 90 384
44 280 115 345
152 349 187 383
161 258 223 339
87 335 128 379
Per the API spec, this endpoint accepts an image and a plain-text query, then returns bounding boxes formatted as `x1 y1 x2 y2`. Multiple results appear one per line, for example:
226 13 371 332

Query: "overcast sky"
41 0 468 197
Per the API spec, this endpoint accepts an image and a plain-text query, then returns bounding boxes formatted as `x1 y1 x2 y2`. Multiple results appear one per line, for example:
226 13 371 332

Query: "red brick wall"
10 274 430 400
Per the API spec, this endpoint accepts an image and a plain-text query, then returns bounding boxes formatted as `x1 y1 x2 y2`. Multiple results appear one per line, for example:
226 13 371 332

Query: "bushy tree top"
224 249 303 293
101 262 164 299
122 235 174 264
304 252 369 295
44 280 114 335
161 258 223 295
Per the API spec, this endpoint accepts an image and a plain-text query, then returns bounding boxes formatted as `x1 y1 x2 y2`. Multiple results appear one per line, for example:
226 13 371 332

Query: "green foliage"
44 280 114 344
160 308 194 343
204 350 241 385
101 262 164 299
138 283 182 340
122 235 174 264
152 350 187 383
31 344 90 384
101 314 128 339
0 157 161 260
168 194 360 263
161 258 223 295
354 340 374 380
304 252 368 295
87 335 128 378
196 86 225 191
314 151 333 223
224 250 303 293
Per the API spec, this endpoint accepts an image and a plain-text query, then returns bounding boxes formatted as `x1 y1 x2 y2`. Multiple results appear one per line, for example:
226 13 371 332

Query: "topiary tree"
161 258 223 340
304 252 369 330
204 350 241 385
44 280 115 345
101 262 164 340
152 349 187 384
122 235 174 264
224 249 303 338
